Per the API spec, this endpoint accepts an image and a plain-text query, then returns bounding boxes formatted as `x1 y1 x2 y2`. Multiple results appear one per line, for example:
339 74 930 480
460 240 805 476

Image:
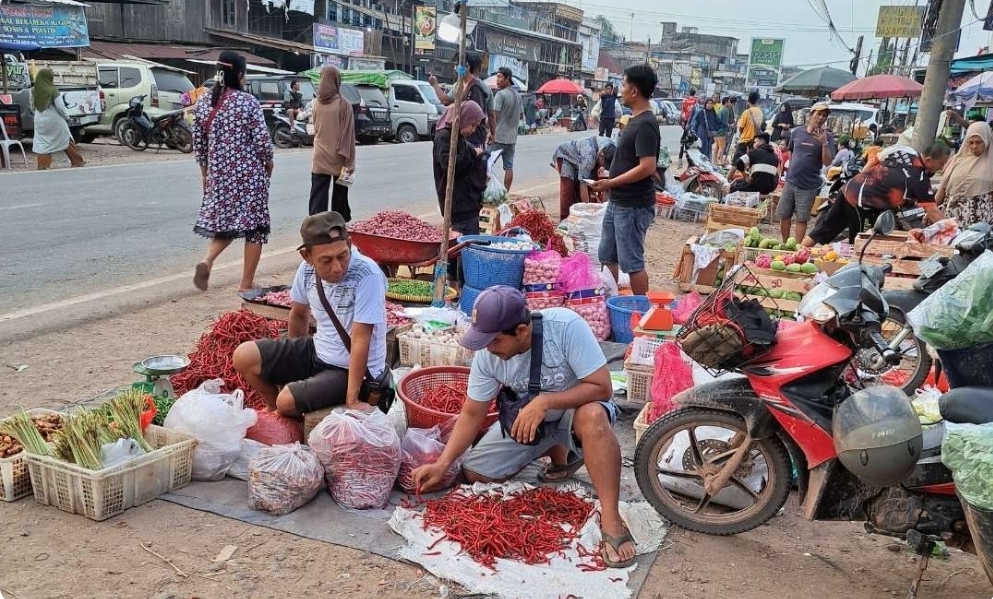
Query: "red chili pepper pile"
509 211 569 256
420 382 469 414
171 310 282 410
421 487 596 570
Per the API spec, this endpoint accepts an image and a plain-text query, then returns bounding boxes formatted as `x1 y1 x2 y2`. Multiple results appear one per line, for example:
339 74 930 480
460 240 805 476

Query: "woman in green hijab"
32 68 85 170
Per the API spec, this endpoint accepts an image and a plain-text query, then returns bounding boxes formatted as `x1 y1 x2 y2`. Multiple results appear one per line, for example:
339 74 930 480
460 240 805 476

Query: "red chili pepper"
508 211 569 256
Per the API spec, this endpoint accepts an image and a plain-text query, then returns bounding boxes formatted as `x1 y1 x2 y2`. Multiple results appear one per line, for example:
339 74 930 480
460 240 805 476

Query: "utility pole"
901 36 913 76
850 35 864 76
912 0 967 152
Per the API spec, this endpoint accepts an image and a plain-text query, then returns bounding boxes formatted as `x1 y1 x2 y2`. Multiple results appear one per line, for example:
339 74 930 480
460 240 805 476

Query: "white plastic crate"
726 191 760 208
625 362 654 403
25 425 196 521
0 409 63 502
398 334 475 367
634 402 653 444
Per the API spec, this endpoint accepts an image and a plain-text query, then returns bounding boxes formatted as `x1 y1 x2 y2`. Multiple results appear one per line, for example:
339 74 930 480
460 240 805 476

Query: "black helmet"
832 386 922 487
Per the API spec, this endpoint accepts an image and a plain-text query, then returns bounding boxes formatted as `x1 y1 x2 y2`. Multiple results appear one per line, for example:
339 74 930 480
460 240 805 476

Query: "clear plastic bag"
228 438 268 481
246 410 304 446
307 407 401 510
483 151 509 205
248 443 324 515
397 426 462 494
943 422 993 510
908 251 993 350
100 438 147 469
163 379 258 481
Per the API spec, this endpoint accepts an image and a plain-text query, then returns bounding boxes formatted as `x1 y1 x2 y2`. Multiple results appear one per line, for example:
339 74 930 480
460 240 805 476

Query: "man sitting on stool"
233 211 388 416
727 132 780 195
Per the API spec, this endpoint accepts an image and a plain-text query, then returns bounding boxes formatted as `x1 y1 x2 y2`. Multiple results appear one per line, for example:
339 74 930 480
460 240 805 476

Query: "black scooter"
117 95 192 154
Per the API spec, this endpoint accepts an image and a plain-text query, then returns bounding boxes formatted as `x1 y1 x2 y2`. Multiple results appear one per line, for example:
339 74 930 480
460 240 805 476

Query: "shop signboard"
313 23 364 56
746 38 784 88
0 4 90 50
874 5 925 38
414 6 436 56
690 68 702 87
489 54 528 86
479 28 540 62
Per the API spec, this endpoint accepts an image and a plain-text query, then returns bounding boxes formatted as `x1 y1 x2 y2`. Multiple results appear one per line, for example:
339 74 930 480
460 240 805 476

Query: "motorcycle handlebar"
870 332 900 365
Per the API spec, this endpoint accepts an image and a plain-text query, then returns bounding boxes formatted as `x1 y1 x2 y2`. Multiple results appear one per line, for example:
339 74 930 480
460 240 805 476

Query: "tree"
867 37 895 76
596 15 623 43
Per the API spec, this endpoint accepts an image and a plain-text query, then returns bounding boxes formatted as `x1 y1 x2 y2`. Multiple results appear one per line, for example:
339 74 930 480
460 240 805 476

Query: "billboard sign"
0 4 90 50
746 38 784 88
414 6 436 56
874 5 925 38
313 24 364 56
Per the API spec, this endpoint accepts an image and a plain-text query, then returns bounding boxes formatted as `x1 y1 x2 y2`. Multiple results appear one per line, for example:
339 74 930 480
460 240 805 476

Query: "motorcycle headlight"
797 283 839 323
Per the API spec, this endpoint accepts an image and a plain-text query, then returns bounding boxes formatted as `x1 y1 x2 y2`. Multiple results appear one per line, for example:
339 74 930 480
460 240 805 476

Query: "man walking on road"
487 67 522 191
778 101 835 243
590 64 660 297
598 82 619 138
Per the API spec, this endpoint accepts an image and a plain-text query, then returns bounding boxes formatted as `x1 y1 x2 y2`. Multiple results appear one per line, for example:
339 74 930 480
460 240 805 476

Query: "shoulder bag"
314 276 395 414
496 313 545 446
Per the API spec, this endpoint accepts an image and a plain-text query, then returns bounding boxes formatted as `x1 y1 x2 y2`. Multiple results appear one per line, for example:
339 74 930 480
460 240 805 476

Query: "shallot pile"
525 291 565 310
386 301 412 328
523 251 563 286
566 295 611 341
349 211 446 242
261 289 293 307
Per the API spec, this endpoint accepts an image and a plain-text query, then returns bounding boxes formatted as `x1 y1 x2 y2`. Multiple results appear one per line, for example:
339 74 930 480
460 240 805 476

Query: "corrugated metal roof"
82 40 275 66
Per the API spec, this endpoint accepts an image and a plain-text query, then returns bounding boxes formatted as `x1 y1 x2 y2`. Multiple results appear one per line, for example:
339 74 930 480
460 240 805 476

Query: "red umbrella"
537 78 584 95
830 75 924 101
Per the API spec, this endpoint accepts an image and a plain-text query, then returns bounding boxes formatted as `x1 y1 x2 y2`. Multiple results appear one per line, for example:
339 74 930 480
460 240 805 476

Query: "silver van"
388 80 443 143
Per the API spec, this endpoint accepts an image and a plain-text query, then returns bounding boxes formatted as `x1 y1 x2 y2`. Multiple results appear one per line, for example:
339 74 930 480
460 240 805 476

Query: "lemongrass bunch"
0 411 51 456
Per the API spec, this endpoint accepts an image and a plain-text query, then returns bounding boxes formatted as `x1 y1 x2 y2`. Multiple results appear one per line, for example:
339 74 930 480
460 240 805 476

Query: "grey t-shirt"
786 126 836 191
492 87 522 145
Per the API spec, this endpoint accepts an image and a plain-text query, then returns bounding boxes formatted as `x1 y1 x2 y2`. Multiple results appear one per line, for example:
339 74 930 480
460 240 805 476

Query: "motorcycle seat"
939 387 993 424
152 110 184 122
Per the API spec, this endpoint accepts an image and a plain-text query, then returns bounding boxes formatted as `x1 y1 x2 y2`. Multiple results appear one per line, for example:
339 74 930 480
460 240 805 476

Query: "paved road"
0 126 683 317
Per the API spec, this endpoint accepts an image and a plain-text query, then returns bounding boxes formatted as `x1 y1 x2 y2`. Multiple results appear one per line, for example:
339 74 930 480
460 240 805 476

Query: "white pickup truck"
1 58 104 139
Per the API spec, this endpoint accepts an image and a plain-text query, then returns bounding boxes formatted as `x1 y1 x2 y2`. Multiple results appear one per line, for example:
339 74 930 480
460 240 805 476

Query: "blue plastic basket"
459 284 485 315
606 295 652 344
458 235 535 289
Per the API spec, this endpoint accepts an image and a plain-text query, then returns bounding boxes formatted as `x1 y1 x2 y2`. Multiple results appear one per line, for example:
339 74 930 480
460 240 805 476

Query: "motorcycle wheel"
854 308 932 393
119 122 146 152
273 124 295 149
634 407 792 536
172 126 193 154
695 180 725 200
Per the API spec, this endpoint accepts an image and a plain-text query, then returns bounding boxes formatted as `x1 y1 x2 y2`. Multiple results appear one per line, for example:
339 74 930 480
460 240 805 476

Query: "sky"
562 0 993 71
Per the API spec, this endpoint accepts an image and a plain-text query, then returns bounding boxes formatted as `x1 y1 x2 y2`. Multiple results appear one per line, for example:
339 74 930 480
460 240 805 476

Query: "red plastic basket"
398 366 498 434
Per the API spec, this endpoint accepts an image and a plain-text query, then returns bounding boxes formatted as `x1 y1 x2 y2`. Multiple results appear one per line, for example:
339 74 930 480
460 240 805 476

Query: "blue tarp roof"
950 55 993 75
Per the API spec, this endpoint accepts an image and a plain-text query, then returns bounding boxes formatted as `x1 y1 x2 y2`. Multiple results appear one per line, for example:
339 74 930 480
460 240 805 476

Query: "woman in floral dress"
192 51 273 292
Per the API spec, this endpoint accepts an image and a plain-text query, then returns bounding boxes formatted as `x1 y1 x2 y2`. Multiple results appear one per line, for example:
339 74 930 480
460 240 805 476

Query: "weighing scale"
131 354 190 400
633 291 677 333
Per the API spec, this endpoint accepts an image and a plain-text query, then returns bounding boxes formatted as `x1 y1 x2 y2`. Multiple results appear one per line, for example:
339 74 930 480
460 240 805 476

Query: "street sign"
746 38 785 88
874 5 925 38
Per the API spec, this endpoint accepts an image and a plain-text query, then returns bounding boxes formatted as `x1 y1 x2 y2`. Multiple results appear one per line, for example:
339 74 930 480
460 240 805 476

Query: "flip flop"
536 456 585 484
194 261 210 291
600 528 637 569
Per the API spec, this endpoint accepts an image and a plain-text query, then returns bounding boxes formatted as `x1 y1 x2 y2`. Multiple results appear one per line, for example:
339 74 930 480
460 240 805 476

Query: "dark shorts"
256 337 367 414
598 202 656 273
808 197 879 245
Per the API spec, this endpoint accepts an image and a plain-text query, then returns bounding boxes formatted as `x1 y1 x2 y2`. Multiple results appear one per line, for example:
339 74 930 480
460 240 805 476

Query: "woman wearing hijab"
432 100 487 237
771 103 794 143
191 50 273 292
689 98 721 159
310 66 356 218
32 68 85 170
551 136 615 218
936 122 993 227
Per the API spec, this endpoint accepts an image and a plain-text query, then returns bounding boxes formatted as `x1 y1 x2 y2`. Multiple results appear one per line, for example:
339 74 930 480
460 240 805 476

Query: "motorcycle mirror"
874 211 896 236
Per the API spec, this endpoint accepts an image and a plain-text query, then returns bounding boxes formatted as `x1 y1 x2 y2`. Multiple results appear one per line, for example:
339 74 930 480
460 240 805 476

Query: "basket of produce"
458 234 538 289
0 409 64 502
348 211 459 265
398 366 497 434
398 325 474 367
386 279 458 304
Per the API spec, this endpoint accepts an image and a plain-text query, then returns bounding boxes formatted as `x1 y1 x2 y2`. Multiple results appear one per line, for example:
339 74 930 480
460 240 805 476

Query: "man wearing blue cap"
412 286 636 568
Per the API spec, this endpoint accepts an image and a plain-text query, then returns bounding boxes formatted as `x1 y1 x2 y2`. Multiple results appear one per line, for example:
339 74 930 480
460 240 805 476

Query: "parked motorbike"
876 222 993 391
117 95 192 154
570 106 587 132
634 212 982 594
271 105 312 150
678 146 725 199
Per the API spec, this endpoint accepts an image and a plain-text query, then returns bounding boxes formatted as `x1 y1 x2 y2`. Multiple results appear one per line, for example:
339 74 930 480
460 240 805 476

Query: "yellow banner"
875 5 924 39
414 6 436 53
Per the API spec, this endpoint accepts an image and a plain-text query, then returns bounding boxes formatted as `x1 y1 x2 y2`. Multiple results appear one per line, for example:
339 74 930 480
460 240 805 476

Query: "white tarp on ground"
388 482 668 599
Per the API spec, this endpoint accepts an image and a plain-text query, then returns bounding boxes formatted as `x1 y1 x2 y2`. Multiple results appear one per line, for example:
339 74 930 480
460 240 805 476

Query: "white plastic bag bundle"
308 407 401 509
248 443 324 515
100 438 147 469
163 379 258 481
227 438 268 481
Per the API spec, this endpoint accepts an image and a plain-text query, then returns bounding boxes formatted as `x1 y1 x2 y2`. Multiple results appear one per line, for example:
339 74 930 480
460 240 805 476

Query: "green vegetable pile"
153 395 177 426
943 423 993 510
908 252 993 350
389 279 434 297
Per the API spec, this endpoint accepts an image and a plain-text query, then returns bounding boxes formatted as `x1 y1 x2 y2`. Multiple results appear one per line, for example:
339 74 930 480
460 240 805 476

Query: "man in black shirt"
591 64 660 296
430 53 492 147
598 83 618 138
728 132 780 194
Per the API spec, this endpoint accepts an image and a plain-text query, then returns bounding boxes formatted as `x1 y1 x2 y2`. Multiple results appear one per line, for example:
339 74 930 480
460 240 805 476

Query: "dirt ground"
0 210 989 599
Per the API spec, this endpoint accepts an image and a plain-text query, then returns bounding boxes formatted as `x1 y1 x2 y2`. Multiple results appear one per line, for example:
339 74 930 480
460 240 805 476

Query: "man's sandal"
536 457 585 484
600 528 637 568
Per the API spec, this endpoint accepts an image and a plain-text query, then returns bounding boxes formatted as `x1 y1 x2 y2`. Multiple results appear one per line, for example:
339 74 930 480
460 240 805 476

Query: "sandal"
600 527 637 569
194 261 210 291
536 456 585 484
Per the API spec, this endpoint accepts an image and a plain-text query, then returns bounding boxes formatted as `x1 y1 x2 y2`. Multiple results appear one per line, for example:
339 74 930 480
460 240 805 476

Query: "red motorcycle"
634 212 985 591
677 146 725 199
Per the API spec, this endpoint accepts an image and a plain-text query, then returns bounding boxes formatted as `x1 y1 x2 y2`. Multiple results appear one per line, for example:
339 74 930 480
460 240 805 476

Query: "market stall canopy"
537 78 583 95
301 69 412 89
950 71 993 109
831 74 923 101
482 73 526 91
776 66 856 97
